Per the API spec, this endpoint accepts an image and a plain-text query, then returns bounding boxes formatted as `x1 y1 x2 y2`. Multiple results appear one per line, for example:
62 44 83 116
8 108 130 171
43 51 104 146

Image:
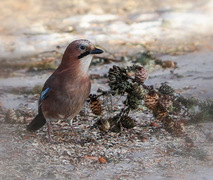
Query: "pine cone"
157 114 185 136
127 95 141 110
89 95 102 115
135 66 148 83
158 95 172 110
5 109 17 123
17 116 25 123
173 122 185 137
120 115 136 129
162 60 176 69
127 83 147 109
108 66 120 83
161 116 175 133
144 92 159 110
158 82 175 95
96 118 110 132
153 107 167 121
108 65 130 95
132 83 147 99
108 116 121 133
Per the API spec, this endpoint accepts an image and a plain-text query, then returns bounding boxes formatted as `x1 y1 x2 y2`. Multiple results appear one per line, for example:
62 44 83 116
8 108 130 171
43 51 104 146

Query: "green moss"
28 61 56 71
8 85 42 95
135 51 154 65
0 62 29 70
30 85 43 94
0 58 57 77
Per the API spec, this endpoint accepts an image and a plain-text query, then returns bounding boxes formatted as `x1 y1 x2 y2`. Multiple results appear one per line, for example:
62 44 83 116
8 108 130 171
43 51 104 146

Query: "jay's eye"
79 45 86 51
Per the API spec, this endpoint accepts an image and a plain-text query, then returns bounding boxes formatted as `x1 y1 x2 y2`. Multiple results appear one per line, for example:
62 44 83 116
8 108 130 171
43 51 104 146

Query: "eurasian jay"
27 39 103 143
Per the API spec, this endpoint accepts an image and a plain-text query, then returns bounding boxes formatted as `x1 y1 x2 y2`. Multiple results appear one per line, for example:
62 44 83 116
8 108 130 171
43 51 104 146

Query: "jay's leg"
46 119 57 144
70 119 77 136
69 118 80 143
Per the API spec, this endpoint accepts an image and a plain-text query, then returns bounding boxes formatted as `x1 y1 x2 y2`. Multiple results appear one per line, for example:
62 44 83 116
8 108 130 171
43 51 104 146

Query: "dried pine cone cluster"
142 82 189 136
108 114 136 133
108 65 148 110
103 65 148 132
108 65 148 96
150 82 199 136
94 114 136 133
90 63 198 137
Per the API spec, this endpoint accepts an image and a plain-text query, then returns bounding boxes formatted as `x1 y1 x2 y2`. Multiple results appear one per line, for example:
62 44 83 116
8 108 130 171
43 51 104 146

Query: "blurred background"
1 0 213 59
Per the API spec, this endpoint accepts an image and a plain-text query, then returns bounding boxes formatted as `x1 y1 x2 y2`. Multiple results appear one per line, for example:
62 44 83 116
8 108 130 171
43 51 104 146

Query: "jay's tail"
27 112 46 131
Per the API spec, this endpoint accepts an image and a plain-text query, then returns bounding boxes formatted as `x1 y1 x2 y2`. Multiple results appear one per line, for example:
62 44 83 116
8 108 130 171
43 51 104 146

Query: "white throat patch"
80 55 93 75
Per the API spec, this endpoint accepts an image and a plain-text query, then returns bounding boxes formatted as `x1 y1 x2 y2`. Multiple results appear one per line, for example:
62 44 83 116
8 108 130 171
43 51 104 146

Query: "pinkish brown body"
27 39 103 143
41 62 91 120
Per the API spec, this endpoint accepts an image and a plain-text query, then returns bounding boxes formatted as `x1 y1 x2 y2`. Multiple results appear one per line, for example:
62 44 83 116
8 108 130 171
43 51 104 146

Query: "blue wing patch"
40 87 50 100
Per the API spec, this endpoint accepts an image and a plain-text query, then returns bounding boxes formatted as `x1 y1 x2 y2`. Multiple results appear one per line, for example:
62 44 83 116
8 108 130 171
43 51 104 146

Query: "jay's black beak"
78 48 103 59
90 48 104 54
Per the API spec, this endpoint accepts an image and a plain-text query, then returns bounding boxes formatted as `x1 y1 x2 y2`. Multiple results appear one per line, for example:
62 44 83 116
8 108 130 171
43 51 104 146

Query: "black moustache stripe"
78 51 90 59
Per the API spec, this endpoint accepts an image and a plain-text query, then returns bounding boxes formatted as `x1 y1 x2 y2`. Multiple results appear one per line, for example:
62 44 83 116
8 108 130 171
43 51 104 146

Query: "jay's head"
62 39 103 74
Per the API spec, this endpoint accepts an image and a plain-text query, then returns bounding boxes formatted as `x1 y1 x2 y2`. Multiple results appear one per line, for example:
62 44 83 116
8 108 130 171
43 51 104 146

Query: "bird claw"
48 136 58 144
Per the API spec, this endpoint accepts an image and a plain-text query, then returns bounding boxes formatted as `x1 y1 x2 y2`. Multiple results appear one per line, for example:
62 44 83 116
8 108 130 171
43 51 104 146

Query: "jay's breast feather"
41 76 91 120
